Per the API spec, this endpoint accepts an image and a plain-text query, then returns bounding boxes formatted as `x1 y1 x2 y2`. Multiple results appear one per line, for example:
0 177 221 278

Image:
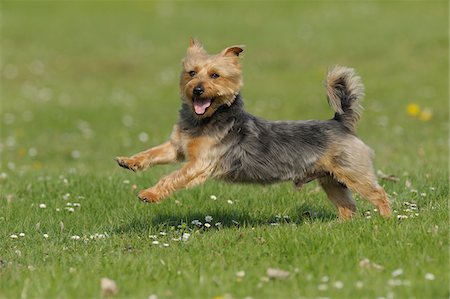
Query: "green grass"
1 1 448 298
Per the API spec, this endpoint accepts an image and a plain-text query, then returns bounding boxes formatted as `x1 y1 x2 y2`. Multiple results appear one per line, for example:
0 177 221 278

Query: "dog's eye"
188 71 196 77
210 73 220 79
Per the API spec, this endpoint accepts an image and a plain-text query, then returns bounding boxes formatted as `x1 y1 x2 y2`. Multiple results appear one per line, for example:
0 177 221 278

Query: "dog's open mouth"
193 98 212 115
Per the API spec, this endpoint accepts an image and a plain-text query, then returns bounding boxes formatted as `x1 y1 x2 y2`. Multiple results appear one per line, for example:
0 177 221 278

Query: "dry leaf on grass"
359 258 384 271
267 268 290 279
101 277 118 297
377 170 399 182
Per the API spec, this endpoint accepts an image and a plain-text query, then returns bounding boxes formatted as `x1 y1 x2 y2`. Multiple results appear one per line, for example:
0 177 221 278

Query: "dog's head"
180 39 244 118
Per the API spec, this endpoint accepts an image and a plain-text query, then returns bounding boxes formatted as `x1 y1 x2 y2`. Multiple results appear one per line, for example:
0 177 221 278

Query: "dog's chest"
179 132 223 163
179 120 235 161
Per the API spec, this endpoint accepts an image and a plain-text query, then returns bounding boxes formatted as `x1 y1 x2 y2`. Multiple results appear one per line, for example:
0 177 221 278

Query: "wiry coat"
179 94 336 184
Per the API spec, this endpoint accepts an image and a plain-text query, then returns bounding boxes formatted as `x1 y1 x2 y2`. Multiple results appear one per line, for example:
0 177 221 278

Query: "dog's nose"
193 86 204 96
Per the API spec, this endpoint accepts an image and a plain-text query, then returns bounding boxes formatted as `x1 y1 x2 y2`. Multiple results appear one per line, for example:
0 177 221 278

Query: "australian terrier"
116 39 391 220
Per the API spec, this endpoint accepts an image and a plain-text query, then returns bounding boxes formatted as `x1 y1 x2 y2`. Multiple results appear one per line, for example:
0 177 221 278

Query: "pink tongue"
193 98 212 115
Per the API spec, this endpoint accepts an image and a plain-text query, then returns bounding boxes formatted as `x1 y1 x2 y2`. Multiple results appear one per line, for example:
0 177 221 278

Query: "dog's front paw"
115 156 143 172
138 189 163 203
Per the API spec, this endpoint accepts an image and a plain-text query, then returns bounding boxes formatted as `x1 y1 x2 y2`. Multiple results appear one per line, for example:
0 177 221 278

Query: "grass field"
1 1 448 299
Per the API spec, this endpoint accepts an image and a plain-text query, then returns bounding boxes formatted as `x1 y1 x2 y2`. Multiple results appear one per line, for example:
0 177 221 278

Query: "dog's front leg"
137 135 217 202
116 141 180 172
137 161 213 203
116 126 183 172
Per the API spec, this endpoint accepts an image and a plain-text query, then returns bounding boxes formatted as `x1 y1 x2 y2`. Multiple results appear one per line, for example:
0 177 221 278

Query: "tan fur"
137 135 219 202
180 42 243 118
316 136 391 217
319 175 356 220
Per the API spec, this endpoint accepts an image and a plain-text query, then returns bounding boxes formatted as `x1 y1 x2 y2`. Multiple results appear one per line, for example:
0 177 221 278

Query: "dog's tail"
325 66 365 132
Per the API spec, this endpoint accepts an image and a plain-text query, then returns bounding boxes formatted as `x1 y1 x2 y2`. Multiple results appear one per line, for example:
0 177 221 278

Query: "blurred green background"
1 1 447 175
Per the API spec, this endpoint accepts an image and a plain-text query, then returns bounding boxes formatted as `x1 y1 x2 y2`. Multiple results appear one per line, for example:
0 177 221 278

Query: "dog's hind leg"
345 178 391 218
319 175 356 220
327 157 391 217
319 137 391 218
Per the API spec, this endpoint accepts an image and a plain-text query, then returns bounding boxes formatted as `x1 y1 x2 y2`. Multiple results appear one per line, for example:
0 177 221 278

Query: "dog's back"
216 105 347 184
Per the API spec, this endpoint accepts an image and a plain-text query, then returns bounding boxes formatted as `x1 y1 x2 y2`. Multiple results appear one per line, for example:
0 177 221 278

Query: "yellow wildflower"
419 109 432 121
18 148 27 157
32 162 43 169
406 103 420 116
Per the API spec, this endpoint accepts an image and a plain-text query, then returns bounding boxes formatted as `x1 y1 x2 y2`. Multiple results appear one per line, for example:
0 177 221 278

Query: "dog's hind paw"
378 204 392 218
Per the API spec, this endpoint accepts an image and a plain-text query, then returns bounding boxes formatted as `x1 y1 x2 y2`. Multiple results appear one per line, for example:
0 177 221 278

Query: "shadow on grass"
114 203 336 234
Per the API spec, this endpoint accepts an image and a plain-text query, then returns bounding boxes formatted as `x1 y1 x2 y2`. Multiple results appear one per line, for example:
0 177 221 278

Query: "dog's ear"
221 45 244 57
189 37 202 48
187 37 207 55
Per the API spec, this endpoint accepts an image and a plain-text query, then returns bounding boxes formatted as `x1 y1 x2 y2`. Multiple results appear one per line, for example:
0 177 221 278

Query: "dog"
115 39 391 220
